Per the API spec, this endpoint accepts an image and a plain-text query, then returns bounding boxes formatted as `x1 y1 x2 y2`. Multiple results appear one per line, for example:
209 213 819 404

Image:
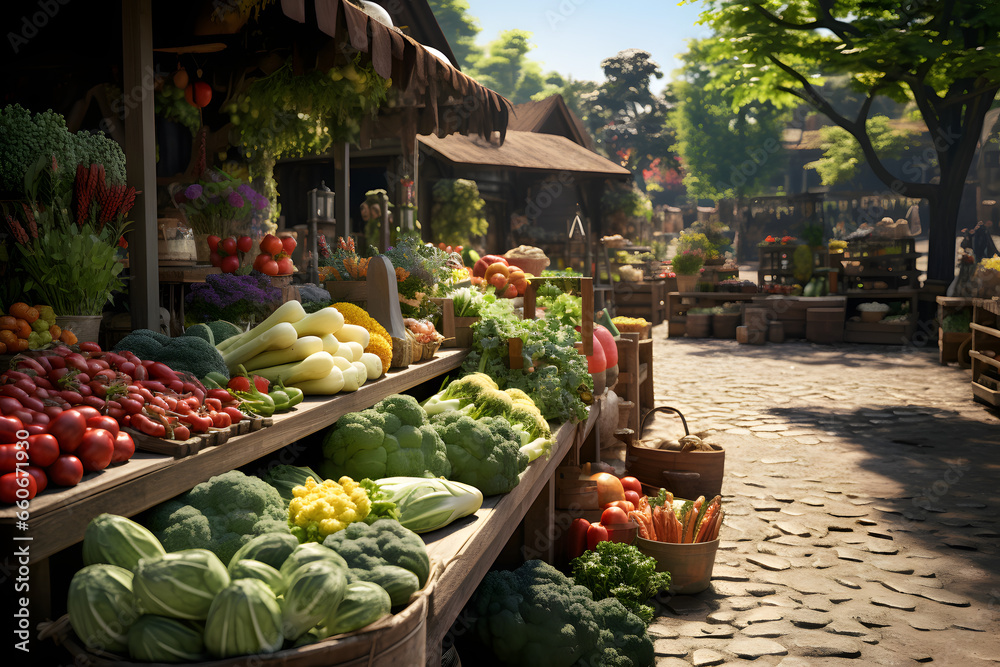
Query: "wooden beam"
334 142 351 239
122 0 160 331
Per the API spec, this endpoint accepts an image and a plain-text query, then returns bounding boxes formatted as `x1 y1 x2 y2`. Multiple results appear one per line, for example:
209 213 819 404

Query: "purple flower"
228 191 245 208
238 183 254 197
184 184 203 199
252 194 269 211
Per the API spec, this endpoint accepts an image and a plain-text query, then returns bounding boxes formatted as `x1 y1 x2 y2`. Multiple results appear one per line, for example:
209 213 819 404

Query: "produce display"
471 559 654 667
629 488 723 544
0 302 77 353
287 475 398 542
375 476 483 534
570 541 671 624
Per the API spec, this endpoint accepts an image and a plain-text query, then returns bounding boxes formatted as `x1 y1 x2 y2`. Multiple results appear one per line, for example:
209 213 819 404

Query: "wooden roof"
418 131 630 178
509 95 595 150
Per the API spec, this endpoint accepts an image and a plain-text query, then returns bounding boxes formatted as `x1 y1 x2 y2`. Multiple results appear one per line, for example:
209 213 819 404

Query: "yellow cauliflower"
333 301 393 371
288 476 371 542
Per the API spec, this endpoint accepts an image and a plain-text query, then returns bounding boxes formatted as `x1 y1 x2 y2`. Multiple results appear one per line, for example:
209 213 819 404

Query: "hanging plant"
224 55 391 221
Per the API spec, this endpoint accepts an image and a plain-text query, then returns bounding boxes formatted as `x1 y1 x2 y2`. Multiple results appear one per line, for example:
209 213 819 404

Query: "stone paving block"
907 614 949 631
774 521 812 537
758 570 835 595
834 547 866 562
707 610 738 625
746 554 791 571
725 597 759 612
711 565 750 582
740 619 796 638
692 648 726 667
666 596 713 616
725 637 788 658
791 631 862 658
788 608 832 628
653 638 689 657
757 595 801 609
870 593 917 611
870 557 915 574
733 607 785 628
826 617 872 637
648 619 681 639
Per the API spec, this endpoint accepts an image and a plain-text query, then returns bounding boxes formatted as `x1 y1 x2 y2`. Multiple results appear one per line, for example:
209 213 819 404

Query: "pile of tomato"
0 342 244 503
565 474 644 561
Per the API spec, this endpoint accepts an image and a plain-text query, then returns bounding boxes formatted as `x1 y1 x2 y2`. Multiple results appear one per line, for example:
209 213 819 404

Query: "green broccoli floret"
144 470 289 565
154 335 229 381
422 372 499 416
183 323 215 346
320 394 451 481
126 328 172 345
431 414 526 496
206 320 243 345
112 330 168 360
323 519 430 604
472 560 653 667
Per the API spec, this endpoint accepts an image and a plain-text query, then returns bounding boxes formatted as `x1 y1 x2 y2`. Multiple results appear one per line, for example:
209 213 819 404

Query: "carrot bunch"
628 489 723 544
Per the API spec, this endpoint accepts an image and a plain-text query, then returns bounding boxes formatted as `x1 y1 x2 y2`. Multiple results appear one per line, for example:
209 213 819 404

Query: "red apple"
276 256 294 275
260 234 283 256
220 255 240 274
220 237 238 256
237 236 253 253
281 236 297 254
207 235 221 252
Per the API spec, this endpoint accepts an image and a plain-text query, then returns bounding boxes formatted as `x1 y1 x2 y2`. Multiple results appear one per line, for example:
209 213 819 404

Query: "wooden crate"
939 328 972 365
843 320 914 345
613 281 667 325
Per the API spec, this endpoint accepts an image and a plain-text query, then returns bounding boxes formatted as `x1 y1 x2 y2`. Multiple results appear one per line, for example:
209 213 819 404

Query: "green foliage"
154 82 202 138
570 541 671 625
805 116 916 185
670 249 705 275
792 244 815 283
602 182 653 221
676 231 717 259
670 40 786 199
427 0 483 68
0 104 126 195
430 179 489 246
464 30 560 103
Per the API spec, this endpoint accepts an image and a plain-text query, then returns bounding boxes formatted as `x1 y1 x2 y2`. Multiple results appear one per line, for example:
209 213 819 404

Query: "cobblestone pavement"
646 326 1000 666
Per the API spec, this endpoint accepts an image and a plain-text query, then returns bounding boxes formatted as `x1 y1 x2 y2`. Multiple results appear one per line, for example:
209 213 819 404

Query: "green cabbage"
281 559 347 640
227 532 299 573
67 564 137 654
229 559 286 596
82 514 167 571
133 549 230 620
204 578 284 658
127 615 207 663
325 580 392 636
278 542 348 581
376 477 483 533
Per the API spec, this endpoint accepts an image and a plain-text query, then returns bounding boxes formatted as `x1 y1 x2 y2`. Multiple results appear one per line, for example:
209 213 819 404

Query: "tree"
466 30 555 104
694 0 1000 283
581 49 676 193
805 116 918 185
426 0 483 69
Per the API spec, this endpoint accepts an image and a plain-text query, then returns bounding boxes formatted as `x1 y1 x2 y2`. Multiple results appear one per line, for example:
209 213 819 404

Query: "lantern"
306 181 335 284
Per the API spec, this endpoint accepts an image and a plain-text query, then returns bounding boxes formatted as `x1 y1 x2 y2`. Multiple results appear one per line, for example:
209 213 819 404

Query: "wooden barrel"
712 313 739 339
685 313 712 338
743 306 771 333
806 307 845 344
768 320 785 343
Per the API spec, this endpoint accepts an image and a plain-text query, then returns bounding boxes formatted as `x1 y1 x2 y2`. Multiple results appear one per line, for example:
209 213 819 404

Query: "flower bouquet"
185 270 281 326
173 168 269 239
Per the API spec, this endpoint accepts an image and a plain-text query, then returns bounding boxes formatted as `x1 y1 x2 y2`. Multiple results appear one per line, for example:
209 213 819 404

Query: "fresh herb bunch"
570 540 672 625
670 249 705 275
185 270 281 324
462 297 593 423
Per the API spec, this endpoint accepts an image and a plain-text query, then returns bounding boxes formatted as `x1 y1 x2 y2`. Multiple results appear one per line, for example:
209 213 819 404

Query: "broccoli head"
431 414 526 496
144 470 289 565
206 320 243 344
112 330 228 381
112 329 169 360
322 518 430 587
472 560 653 667
320 394 451 481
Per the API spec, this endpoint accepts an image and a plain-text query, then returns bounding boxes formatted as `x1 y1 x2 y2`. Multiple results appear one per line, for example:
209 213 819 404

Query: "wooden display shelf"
612 281 667 325
937 296 975 365
843 320 915 345
971 299 1000 407
0 350 470 561
666 292 758 338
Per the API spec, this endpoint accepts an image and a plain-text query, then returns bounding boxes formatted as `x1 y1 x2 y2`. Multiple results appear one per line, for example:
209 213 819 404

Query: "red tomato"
0 443 25 473
227 376 251 393
566 517 590 562
111 431 135 464
185 81 212 108
0 471 36 504
47 454 83 487
237 236 253 253
601 506 629 526
26 433 59 468
0 415 24 441
260 234 283 256
620 476 642 495
253 252 271 272
48 409 87 453
220 255 240 274
86 416 119 439
210 251 222 268
602 500 635 514
586 522 609 551
262 259 279 276
207 235 221 251
624 489 641 507
73 406 101 422
276 256 294 275
24 465 47 494
252 375 270 393
221 237 238 256
77 428 114 472
281 235 296 254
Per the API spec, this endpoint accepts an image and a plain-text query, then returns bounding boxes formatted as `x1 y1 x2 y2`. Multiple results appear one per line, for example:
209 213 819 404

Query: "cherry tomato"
281 235 297 254
77 428 114 472
237 236 253 253
221 237 238 256
111 431 135 464
601 506 629 526
24 465 47 494
48 409 87 453
620 476 643 495
26 433 59 468
586 522 609 551
86 416 120 439
0 470 37 504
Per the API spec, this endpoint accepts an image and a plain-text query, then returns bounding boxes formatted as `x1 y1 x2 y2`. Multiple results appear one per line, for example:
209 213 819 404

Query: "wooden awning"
418 131 632 179
280 0 511 148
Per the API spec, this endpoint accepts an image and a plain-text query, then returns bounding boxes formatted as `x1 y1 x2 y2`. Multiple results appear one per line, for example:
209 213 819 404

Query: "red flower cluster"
74 164 138 230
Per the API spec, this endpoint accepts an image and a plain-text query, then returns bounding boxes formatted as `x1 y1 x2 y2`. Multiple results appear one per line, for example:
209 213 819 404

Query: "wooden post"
334 143 351 239
122 0 159 331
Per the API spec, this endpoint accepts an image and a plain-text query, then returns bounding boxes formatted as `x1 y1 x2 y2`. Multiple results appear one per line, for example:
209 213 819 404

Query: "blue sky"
461 0 712 92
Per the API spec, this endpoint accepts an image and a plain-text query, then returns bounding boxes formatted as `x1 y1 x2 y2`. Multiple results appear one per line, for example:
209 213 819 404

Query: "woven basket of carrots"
628 488 723 594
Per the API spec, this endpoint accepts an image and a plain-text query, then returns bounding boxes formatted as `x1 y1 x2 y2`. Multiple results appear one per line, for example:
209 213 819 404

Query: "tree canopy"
692 0 1000 282
426 0 482 68
805 116 917 186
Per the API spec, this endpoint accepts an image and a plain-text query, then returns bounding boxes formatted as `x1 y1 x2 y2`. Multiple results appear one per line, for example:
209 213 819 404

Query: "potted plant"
7 158 134 341
172 168 269 262
670 250 705 293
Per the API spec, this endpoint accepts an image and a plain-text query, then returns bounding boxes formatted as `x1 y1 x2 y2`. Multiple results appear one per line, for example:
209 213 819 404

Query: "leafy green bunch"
462 297 592 423
571 540 671 625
